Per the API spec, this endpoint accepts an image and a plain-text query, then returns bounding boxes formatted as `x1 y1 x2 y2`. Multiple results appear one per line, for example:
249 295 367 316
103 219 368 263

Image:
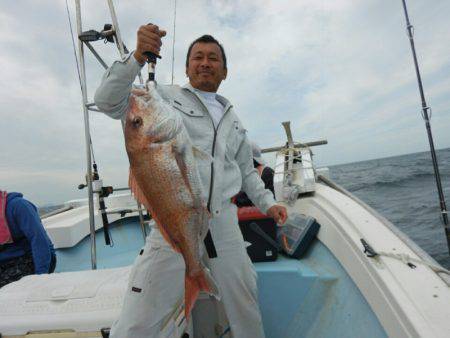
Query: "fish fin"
129 168 181 253
172 143 194 197
128 168 151 208
199 211 211 240
173 143 206 210
192 146 213 164
158 226 182 254
184 276 199 321
202 267 220 300
184 268 220 320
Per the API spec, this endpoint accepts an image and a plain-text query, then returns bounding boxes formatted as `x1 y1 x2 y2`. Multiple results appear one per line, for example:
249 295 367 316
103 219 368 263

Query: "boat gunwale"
293 178 450 338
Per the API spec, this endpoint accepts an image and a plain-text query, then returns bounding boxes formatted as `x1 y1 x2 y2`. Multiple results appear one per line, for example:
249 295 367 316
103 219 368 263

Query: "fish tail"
184 267 220 319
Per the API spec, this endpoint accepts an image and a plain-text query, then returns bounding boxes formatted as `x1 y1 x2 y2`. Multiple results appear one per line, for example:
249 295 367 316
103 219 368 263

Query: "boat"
1 1 449 337
2 137 450 337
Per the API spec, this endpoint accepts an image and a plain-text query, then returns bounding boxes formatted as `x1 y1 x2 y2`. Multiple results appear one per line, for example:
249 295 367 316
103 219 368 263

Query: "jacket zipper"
207 106 232 212
190 93 232 212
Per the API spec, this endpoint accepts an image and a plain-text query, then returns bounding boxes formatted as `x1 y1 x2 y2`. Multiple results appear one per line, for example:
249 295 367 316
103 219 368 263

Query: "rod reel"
78 164 114 247
78 24 129 54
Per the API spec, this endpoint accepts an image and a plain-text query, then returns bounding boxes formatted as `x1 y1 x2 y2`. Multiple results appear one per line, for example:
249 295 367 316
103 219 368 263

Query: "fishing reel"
78 24 129 53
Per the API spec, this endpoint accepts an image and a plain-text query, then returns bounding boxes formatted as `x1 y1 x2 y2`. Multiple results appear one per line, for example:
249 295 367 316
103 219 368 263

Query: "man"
95 24 287 338
235 142 275 207
0 191 56 288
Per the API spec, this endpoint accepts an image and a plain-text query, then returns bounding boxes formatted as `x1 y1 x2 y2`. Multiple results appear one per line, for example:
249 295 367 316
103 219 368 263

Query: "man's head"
185 35 227 92
251 142 265 167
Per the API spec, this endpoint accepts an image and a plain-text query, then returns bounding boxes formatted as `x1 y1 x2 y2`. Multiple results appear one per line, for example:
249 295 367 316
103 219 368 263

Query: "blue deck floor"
55 217 386 338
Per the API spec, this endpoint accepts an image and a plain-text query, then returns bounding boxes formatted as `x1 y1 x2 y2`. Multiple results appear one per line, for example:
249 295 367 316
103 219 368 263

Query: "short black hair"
185 35 227 70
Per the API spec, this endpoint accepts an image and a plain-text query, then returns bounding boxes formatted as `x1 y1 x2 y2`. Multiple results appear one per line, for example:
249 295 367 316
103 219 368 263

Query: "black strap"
204 230 217 258
249 222 282 251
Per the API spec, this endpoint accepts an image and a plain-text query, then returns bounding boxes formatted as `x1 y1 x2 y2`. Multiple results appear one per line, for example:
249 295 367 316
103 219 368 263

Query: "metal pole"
106 0 126 59
401 0 450 253
84 42 108 69
261 140 328 154
282 121 294 184
106 0 143 85
75 0 97 269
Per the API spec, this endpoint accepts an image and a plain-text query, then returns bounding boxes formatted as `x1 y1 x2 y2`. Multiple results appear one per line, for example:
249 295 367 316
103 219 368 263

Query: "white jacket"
94 54 276 216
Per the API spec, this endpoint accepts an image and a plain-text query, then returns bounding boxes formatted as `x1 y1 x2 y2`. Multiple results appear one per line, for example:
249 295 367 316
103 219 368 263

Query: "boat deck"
54 217 386 338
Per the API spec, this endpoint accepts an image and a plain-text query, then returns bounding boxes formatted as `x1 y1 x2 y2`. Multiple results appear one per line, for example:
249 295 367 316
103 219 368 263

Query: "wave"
346 171 436 192
38 204 65 216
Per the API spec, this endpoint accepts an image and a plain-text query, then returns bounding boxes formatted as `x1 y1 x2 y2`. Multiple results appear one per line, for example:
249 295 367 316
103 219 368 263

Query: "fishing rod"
400 0 450 254
144 23 161 89
145 50 160 88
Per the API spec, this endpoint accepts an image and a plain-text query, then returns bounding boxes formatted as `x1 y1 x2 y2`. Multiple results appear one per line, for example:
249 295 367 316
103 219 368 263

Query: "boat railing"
261 139 328 154
262 121 328 204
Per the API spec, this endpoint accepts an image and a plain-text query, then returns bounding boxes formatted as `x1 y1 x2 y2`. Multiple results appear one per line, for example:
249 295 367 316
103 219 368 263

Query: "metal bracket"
361 238 378 258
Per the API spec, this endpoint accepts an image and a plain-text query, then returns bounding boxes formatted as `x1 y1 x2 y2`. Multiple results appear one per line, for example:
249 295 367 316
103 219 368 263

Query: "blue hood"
7 192 23 204
1 192 55 274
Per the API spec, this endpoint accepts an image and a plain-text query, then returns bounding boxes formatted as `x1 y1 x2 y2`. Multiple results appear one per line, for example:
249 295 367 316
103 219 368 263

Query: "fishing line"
65 0 99 166
171 0 178 85
65 0 83 92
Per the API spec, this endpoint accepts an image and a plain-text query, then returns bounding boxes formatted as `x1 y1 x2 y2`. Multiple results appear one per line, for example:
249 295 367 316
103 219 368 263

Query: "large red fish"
124 87 219 319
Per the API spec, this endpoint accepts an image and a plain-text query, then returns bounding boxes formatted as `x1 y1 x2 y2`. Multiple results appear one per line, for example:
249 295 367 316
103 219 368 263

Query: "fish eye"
132 116 143 128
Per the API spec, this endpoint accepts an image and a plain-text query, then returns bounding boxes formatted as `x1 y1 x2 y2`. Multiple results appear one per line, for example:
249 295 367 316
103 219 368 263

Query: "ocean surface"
39 148 450 269
330 147 450 269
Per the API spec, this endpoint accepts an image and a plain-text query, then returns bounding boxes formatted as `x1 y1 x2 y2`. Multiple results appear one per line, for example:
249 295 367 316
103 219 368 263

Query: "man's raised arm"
94 54 142 120
94 24 166 120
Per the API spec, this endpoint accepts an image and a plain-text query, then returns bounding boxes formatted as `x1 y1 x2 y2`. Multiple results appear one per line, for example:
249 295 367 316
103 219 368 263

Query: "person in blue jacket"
0 192 56 288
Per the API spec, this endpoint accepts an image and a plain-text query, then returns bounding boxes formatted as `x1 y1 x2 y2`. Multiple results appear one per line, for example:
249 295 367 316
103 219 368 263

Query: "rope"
377 251 450 275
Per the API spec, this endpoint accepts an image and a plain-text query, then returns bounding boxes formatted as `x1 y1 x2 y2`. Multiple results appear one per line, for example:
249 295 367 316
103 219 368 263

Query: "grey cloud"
1 0 449 205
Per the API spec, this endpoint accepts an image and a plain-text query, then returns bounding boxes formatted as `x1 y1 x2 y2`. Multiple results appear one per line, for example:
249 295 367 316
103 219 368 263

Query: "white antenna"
171 0 177 85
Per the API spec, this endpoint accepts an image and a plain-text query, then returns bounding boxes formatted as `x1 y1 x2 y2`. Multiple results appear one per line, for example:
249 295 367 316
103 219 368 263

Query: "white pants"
110 203 265 338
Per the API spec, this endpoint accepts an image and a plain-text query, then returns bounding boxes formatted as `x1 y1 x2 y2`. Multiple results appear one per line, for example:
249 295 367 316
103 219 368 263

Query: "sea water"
38 148 450 269
330 147 450 269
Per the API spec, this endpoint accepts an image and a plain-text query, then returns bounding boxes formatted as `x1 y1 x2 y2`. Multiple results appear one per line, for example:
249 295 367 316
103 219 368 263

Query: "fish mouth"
131 88 149 96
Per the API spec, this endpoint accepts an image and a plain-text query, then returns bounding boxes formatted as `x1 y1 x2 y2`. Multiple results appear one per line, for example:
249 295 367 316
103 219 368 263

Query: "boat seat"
255 241 386 338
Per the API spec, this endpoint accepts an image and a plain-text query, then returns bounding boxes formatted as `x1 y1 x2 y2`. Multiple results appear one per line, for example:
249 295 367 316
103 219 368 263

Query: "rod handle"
143 23 162 64
143 51 161 64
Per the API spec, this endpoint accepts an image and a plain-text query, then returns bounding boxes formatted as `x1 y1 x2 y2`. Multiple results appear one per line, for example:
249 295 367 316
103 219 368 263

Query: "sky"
1 0 449 206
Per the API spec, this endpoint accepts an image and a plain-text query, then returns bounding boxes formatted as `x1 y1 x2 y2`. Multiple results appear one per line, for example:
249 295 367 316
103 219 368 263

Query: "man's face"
186 42 227 92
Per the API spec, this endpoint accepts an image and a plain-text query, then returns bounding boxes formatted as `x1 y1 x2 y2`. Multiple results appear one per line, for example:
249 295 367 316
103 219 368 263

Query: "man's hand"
134 24 167 65
266 205 288 225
